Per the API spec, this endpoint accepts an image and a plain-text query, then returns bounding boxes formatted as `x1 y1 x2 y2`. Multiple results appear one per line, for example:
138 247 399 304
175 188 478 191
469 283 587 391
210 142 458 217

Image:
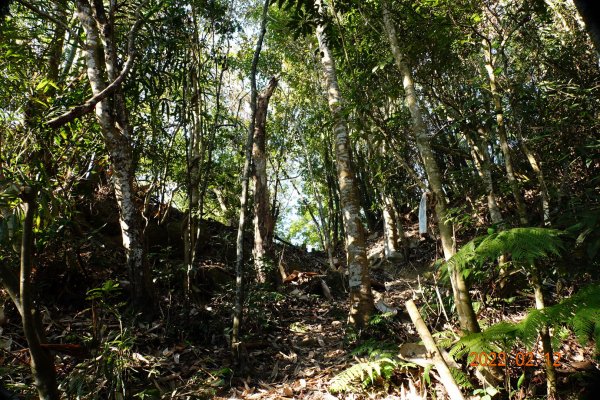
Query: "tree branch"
16 0 71 33
45 0 149 129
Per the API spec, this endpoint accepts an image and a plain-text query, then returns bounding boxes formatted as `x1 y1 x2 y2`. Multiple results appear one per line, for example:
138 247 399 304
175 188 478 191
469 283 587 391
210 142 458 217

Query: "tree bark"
382 0 479 333
184 67 204 295
519 136 550 226
19 188 60 400
252 77 278 283
382 195 401 259
76 0 155 315
466 128 504 225
316 0 373 328
573 0 600 56
405 300 465 400
232 0 270 361
482 38 528 226
531 270 557 399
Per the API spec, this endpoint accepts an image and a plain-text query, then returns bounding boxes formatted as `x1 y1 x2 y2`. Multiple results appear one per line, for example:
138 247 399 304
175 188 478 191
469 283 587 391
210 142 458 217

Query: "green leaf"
517 372 526 388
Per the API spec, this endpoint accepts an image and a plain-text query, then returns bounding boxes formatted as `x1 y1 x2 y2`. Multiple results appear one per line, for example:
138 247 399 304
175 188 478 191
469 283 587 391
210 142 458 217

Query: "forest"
0 0 599 399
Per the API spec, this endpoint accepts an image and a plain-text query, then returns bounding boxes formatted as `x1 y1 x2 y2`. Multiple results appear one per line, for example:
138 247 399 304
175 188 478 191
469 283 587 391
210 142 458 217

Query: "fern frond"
453 284 600 357
450 367 473 389
330 341 416 393
447 227 564 275
330 361 368 393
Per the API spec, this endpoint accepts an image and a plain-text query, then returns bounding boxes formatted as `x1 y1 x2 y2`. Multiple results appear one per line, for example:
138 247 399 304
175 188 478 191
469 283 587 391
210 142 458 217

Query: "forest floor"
1 209 599 399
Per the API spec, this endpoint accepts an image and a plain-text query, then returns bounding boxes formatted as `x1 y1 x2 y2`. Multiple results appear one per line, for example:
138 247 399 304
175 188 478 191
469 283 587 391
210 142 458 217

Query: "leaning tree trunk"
252 77 278 283
76 0 155 314
316 0 374 328
382 0 479 333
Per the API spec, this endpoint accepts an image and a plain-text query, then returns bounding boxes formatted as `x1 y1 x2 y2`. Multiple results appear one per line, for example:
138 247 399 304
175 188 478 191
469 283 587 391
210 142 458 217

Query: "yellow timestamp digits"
469 351 562 367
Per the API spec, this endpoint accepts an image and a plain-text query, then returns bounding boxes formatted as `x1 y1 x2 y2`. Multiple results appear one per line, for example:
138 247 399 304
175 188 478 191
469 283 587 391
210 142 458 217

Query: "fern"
446 227 564 280
450 367 473 389
450 321 519 359
330 341 416 393
451 284 600 356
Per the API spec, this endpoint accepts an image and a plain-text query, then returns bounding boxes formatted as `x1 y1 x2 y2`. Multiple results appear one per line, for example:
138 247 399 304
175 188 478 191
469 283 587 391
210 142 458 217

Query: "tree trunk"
482 38 528 226
519 137 551 226
531 269 558 399
232 0 270 362
316 0 374 328
382 195 401 259
573 0 600 56
300 130 336 270
19 188 60 400
382 0 479 333
406 300 466 400
184 68 204 295
392 201 408 256
252 77 278 283
76 0 155 315
466 128 504 225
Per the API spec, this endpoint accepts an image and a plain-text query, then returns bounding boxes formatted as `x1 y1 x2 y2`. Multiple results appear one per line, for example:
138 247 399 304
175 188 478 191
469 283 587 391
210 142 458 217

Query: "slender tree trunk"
466 128 503 225
519 137 551 226
19 188 60 400
232 0 270 361
482 39 528 226
391 201 408 256
184 69 204 295
76 0 154 314
252 77 278 283
382 0 479 333
299 131 336 270
324 145 340 250
380 143 406 259
382 195 401 259
406 300 466 400
213 188 233 226
531 270 557 399
482 35 554 394
316 0 374 328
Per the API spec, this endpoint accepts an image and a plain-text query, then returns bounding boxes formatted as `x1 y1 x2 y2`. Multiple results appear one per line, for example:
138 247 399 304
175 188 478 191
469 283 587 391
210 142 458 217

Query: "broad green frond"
330 341 416 393
452 284 600 357
448 227 564 273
